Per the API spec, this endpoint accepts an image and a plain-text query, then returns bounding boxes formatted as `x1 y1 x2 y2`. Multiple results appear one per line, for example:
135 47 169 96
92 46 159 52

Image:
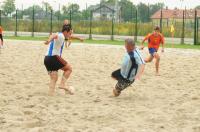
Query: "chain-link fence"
0 5 199 45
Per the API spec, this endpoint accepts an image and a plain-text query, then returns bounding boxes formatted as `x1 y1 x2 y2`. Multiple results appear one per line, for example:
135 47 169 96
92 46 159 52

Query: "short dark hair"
154 26 160 31
62 25 71 32
125 38 135 46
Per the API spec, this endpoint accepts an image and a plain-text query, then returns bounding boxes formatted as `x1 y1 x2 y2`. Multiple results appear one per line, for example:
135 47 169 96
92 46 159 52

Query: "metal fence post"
50 10 53 33
111 11 114 41
0 10 1 26
197 18 199 44
147 3 150 22
134 9 138 42
181 10 185 44
194 10 197 45
45 3 47 17
32 6 35 37
160 9 163 33
89 10 92 40
15 10 18 36
58 4 60 21
70 10 72 24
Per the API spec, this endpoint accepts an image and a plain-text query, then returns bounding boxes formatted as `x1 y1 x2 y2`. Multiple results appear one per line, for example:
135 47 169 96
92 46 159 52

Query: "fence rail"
0 8 199 45
3 31 194 44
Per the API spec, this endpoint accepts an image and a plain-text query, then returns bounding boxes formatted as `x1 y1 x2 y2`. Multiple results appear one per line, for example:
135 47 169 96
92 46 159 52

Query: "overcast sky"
1 0 200 10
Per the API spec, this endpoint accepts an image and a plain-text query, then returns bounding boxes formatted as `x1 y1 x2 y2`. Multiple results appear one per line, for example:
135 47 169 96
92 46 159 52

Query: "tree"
2 0 16 16
69 4 80 14
137 3 149 22
119 0 136 22
81 9 90 20
100 0 107 4
42 1 53 14
107 0 118 4
62 4 80 14
62 4 81 21
137 2 164 22
149 3 164 16
195 5 200 9
23 5 45 19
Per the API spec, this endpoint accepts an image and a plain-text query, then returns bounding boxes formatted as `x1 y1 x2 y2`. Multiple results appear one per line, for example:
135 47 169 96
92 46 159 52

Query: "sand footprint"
24 119 43 128
193 126 200 132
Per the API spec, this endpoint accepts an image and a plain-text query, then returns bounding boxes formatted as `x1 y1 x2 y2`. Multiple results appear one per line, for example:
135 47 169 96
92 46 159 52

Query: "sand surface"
0 40 200 132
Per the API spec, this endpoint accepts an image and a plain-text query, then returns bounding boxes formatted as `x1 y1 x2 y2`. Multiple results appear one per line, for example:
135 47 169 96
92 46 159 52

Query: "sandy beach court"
0 40 200 132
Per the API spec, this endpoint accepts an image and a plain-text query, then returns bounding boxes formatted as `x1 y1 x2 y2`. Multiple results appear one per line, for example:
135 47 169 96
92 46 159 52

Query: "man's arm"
135 64 145 80
44 34 58 45
70 36 84 42
140 34 150 50
135 49 145 80
161 34 165 52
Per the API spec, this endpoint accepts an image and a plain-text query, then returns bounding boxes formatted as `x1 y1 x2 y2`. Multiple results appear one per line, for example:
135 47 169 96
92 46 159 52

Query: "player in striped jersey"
112 38 145 97
44 25 74 96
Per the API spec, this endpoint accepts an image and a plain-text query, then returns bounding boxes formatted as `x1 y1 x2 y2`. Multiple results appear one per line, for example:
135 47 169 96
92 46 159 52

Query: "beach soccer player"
111 38 145 97
0 26 3 48
44 25 74 96
63 19 83 48
140 26 164 76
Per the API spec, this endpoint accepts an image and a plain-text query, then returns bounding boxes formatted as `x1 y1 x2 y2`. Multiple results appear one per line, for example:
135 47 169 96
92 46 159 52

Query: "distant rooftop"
151 9 200 19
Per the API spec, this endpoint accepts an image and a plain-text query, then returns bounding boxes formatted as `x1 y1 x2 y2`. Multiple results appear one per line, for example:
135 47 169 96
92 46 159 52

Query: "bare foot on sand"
113 88 121 97
59 86 75 95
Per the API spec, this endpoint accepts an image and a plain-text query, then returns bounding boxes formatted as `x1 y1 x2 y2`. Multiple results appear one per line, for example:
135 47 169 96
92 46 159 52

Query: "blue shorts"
148 48 157 56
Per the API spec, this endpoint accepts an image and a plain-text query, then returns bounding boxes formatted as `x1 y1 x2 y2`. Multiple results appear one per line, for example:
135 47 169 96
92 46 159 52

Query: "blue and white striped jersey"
46 32 65 56
121 48 145 81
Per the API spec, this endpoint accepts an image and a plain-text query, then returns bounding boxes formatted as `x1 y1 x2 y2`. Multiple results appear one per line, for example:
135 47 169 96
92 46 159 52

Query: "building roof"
151 9 200 19
89 3 121 13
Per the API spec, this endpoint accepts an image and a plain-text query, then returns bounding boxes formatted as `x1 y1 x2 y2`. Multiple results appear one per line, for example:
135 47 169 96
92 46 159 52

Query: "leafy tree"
195 5 200 9
107 0 118 4
23 5 45 19
137 3 149 22
42 2 53 12
82 9 90 20
2 0 16 16
149 3 164 15
62 4 79 14
100 0 107 4
137 2 164 22
119 0 136 22
62 4 81 21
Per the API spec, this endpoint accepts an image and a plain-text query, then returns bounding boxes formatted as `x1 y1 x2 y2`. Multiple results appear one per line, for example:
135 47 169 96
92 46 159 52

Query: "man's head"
62 25 72 38
63 19 69 25
154 26 160 33
125 38 135 52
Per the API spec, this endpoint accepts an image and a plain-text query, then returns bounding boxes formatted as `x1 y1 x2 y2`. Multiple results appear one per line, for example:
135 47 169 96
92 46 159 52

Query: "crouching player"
111 38 145 97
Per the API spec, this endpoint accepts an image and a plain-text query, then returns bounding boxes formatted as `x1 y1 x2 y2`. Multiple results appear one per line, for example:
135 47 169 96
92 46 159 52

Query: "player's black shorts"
0 34 3 42
44 55 67 73
111 69 134 92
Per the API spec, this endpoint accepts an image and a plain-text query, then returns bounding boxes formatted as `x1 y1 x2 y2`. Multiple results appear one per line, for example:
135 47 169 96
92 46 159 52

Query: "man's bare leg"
49 71 58 96
154 53 160 76
59 64 73 94
145 55 153 63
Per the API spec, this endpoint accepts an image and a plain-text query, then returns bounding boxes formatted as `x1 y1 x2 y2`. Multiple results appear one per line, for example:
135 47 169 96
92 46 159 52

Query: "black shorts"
44 55 67 73
0 34 3 42
111 69 134 92
111 69 124 80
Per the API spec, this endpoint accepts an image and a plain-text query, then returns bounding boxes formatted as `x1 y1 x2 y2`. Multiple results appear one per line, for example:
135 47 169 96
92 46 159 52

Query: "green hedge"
1 18 196 38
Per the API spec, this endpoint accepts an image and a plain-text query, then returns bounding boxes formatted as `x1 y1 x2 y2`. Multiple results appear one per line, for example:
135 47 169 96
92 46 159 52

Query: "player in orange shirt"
140 26 164 75
0 26 3 47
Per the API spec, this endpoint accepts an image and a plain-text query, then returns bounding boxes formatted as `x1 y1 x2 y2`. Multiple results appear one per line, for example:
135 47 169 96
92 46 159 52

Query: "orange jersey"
0 27 3 34
143 32 164 50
